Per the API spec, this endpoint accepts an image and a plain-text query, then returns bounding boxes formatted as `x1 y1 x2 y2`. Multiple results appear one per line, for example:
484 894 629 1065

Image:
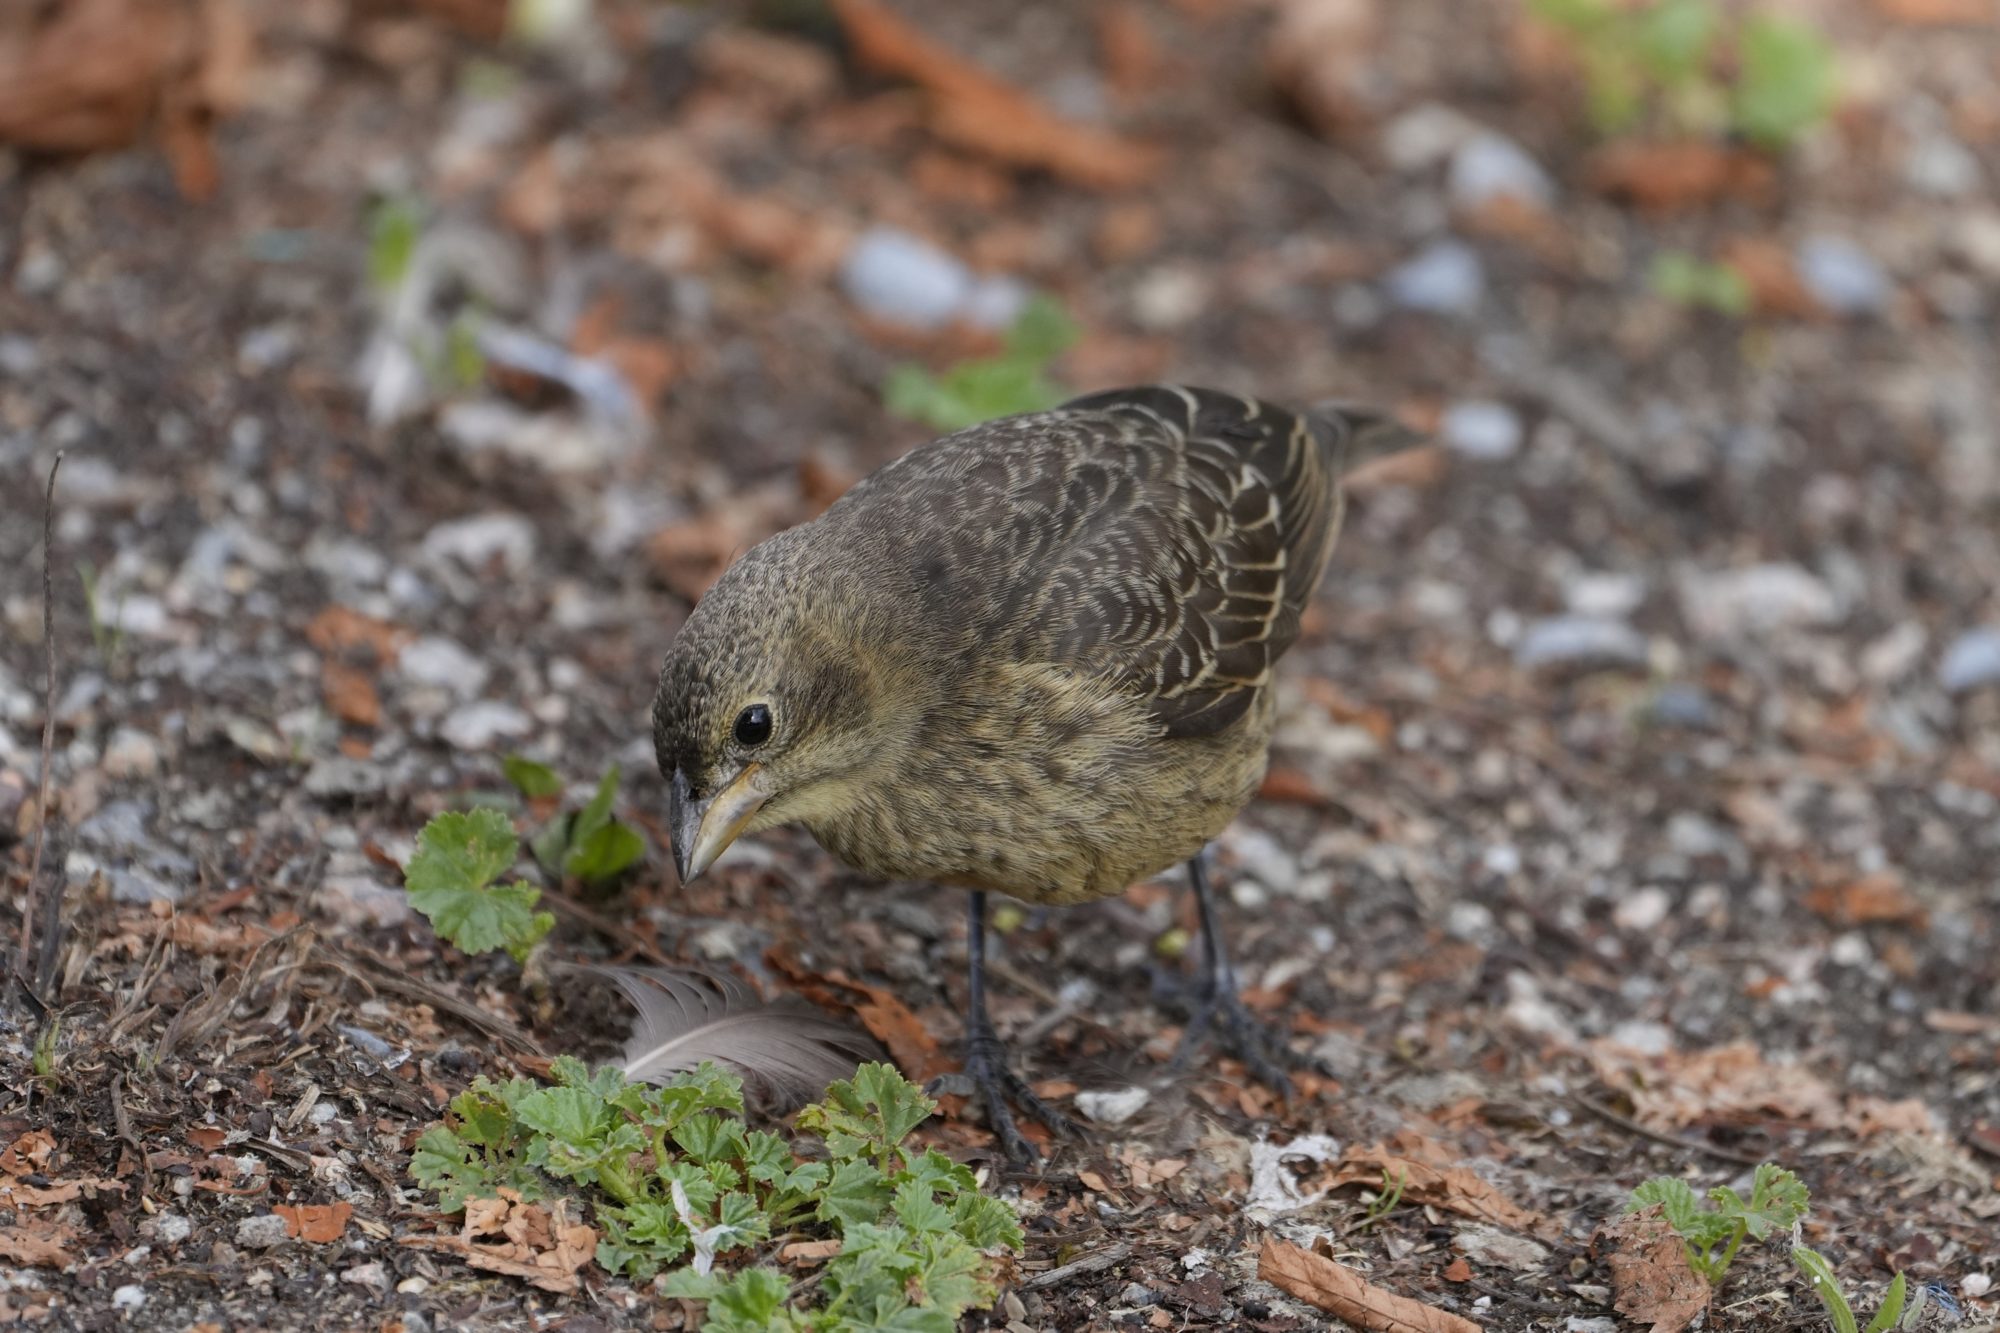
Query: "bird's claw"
934 1023 1082 1165
1163 972 1322 1099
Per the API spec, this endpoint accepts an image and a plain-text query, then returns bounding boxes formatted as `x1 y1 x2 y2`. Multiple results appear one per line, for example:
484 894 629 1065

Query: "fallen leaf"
0 1131 55 1176
0 1223 79 1268
187 1127 227 1153
275 1201 354 1244
1587 141 1775 213
305 606 410 666
766 949 950 1084
1718 236 1822 319
831 0 1160 189
1266 0 1385 138
1258 1237 1484 1333
780 1238 843 1264
0 1176 123 1208
1331 1135 1555 1239
1601 1206 1711 1333
1801 872 1928 927
322 662 382 729
1442 1256 1472 1282
1097 1 1163 101
403 1194 596 1294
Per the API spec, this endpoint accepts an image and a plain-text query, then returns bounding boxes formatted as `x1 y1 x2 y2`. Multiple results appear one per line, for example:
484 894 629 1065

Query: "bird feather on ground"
652 384 1421 1160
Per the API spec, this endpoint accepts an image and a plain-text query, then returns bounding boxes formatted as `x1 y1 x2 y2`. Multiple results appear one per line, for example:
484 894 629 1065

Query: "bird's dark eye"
733 704 773 748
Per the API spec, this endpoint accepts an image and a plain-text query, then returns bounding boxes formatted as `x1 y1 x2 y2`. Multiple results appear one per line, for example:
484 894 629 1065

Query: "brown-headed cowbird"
653 385 1416 1160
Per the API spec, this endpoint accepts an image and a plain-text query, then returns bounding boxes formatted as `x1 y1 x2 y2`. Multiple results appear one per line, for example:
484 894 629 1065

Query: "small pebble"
1796 236 1891 316
440 700 533 750
111 1285 146 1312
1075 1086 1150 1126
397 636 491 696
1384 240 1484 315
1613 886 1672 932
1679 563 1838 641
235 1213 291 1249
422 512 536 573
1939 627 2000 693
1440 400 1522 460
1513 616 1649 671
100 729 162 780
1448 132 1554 211
840 227 973 330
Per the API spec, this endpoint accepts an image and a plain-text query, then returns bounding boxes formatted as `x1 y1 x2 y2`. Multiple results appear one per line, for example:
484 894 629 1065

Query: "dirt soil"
3 0 2000 1330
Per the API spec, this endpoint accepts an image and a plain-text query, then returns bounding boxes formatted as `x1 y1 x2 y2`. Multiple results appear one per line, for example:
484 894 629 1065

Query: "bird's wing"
1035 385 1358 737
839 385 1391 738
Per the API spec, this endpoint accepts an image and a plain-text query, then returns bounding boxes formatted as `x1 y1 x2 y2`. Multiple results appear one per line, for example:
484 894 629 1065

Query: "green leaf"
1864 1273 1908 1333
674 1113 748 1166
409 1126 492 1211
1527 0 1615 33
1734 1163 1810 1238
502 754 562 799
1634 0 1718 86
799 1063 936 1169
530 813 573 874
905 1231 989 1314
1732 14 1835 149
659 1266 723 1301
952 1192 1023 1251
1650 252 1750 316
1002 295 1079 362
1629 1177 1702 1232
817 1159 894 1230
367 196 423 292
568 819 646 884
1794 1247 1859 1333
405 810 553 960
514 1085 616 1146
705 1268 794 1333
892 1178 955 1235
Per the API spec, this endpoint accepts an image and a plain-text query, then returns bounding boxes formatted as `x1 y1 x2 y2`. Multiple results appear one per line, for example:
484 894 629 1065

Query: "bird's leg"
952 890 1078 1163
1167 850 1311 1097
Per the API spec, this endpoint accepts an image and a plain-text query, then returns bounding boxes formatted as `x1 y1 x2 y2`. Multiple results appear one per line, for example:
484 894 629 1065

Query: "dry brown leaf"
1097 1 1163 101
1588 1039 1869 1133
1718 236 1823 319
275 1201 354 1244
1587 140 1775 213
322 662 382 729
766 949 951 1084
403 1194 596 1294
305 606 410 665
1266 0 1385 138
780 1238 843 1264
1601 1206 1711 1333
1332 1135 1554 1239
0 1223 79 1268
1872 0 1992 20
1801 872 1928 927
0 1131 56 1177
1258 1237 1484 1333
831 0 1160 189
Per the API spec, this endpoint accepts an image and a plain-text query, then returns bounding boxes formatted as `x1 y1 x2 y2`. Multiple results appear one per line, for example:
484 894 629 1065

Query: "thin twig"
110 1073 152 1204
15 451 64 1007
1019 1241 1135 1292
1572 1092 1766 1168
322 946 547 1059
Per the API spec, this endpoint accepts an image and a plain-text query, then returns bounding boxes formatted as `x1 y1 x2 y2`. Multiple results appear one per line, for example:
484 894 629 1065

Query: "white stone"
1449 132 1554 211
1440 399 1522 460
840 228 973 330
101 728 162 780
440 700 533 750
397 636 491 696
1384 240 1484 314
1514 616 1648 671
1797 236 1891 316
1940 627 2000 693
422 512 536 572
1613 886 1672 932
1678 563 1839 641
112 1285 146 1311
1075 1086 1151 1126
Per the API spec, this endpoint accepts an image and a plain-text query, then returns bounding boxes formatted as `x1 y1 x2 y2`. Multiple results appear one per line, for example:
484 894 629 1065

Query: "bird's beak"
669 763 768 883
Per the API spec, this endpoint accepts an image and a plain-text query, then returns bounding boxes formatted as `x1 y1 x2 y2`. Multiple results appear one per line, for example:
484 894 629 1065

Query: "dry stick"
1571 1091 1766 1168
14 451 64 1006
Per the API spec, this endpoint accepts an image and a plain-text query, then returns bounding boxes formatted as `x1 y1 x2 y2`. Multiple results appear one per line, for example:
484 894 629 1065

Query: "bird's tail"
1310 400 1431 477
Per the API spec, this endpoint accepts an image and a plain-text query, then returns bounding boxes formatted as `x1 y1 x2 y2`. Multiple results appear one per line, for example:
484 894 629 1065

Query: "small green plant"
1355 1166 1407 1232
884 295 1078 432
410 1059 1023 1330
1650 251 1751 315
1626 1163 1809 1283
77 562 127 671
505 759 648 888
30 1018 60 1088
1793 1249 1924 1333
366 196 425 294
1529 0 1835 149
404 808 556 963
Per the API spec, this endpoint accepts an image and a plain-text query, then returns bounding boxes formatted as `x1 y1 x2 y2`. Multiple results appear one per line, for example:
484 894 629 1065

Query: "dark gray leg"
952 890 1079 1163
1169 850 1311 1096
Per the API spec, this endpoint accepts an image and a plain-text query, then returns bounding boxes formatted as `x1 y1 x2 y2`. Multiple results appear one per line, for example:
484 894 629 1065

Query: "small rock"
1384 240 1484 315
342 1261 391 1292
109 866 182 905
1905 132 1981 199
1116 1281 1156 1307
1566 1319 1619 1333
1440 399 1522 460
235 1213 291 1249
397 636 491 697
1563 572 1646 619
1607 1020 1673 1056
1454 1224 1550 1271
1796 236 1891 317
1075 1086 1150 1126
440 700 533 750
1382 102 1479 172
960 275 1029 331
422 512 536 573
1951 211 2000 277
693 921 748 961
100 728 162 780
303 757 389 800
1963 1272 1994 1299
1448 132 1554 211
1678 563 1839 642
840 227 973 330
1613 886 1672 932
1860 622 1927 683
1646 683 1714 729
1131 265 1210 332
1387 1070 1486 1112
142 1213 193 1246
111 1285 146 1312
1939 627 2000 693
1513 615 1649 671
321 873 412 928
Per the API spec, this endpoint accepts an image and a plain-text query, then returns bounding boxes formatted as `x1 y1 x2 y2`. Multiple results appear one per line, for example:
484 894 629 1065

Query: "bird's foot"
934 1023 1082 1165
1159 969 1317 1099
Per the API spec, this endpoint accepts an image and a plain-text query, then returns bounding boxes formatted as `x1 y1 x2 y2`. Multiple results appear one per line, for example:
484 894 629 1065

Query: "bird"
652 384 1419 1161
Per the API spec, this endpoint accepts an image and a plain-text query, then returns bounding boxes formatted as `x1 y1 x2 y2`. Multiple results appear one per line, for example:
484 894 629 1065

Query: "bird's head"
650 531 906 882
